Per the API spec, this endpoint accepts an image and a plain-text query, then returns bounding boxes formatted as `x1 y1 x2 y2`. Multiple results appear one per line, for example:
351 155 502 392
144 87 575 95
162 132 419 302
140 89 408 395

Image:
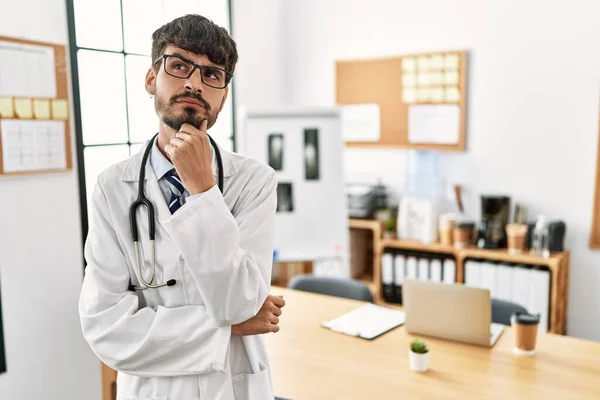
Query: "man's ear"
219 87 229 112
145 67 157 96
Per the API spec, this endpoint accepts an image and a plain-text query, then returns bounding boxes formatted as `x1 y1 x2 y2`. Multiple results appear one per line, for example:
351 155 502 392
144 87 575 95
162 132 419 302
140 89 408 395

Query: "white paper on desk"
341 103 380 142
1 120 66 172
0 41 57 98
322 303 406 340
408 104 460 144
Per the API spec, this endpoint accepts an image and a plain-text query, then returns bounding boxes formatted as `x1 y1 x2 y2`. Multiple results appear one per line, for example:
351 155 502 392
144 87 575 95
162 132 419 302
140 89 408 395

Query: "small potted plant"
409 338 429 372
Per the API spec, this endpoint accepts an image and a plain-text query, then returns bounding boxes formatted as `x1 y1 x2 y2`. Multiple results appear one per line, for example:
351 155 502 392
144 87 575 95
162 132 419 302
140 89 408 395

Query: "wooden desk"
267 288 600 400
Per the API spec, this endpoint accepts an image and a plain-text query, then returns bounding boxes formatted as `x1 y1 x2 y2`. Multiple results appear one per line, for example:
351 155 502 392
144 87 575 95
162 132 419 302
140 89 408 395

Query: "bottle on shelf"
530 216 550 258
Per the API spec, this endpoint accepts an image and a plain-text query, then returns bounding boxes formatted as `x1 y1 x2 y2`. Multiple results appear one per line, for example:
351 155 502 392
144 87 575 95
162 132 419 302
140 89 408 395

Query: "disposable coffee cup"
511 312 540 356
506 223 527 255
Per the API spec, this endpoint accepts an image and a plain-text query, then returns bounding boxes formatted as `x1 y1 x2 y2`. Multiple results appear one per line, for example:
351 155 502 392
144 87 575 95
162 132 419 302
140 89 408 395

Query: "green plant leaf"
410 339 429 354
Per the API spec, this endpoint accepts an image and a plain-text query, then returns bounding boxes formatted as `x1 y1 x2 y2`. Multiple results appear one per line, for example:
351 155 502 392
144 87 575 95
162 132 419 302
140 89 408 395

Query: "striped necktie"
164 169 185 213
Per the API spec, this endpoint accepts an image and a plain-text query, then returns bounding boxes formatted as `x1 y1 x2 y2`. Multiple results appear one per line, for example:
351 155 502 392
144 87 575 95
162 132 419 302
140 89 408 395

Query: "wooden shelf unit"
348 218 386 301
348 219 569 335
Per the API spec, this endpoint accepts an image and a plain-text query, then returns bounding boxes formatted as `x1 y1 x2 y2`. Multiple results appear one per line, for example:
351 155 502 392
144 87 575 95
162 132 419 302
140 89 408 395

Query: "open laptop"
403 279 504 347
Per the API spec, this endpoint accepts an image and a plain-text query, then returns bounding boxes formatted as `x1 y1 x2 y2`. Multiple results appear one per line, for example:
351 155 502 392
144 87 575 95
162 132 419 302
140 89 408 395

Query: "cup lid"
511 312 540 325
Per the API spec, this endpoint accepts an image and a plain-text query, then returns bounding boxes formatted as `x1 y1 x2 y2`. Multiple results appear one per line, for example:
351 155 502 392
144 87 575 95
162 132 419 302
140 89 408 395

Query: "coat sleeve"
162 165 276 326
78 177 231 377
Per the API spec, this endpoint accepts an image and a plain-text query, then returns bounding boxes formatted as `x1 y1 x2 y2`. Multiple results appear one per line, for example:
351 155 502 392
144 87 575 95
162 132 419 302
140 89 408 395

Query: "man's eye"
204 68 223 81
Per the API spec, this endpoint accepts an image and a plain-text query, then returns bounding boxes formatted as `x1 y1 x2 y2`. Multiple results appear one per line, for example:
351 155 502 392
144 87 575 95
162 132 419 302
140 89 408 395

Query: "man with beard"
78 14 283 400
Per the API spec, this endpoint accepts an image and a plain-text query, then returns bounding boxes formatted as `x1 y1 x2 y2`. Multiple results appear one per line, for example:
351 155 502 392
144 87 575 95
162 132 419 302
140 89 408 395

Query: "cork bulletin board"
0 35 72 176
336 50 468 151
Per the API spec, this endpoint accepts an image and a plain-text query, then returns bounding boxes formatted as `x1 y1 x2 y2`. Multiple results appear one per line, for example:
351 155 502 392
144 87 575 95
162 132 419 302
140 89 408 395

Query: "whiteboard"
238 106 349 275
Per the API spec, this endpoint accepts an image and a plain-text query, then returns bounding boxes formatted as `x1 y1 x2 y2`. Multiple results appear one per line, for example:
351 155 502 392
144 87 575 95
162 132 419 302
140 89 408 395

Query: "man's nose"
184 67 204 94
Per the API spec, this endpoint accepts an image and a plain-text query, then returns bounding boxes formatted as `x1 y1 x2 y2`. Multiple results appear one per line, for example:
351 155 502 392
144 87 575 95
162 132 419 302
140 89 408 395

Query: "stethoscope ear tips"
167 279 177 286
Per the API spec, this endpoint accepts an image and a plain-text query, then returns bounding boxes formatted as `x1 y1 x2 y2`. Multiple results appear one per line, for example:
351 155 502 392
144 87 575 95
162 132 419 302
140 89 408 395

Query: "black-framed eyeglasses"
153 54 232 89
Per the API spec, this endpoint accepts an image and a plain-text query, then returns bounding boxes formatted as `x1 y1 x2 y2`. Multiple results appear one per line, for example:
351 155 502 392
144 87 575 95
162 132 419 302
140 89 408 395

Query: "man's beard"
156 92 218 132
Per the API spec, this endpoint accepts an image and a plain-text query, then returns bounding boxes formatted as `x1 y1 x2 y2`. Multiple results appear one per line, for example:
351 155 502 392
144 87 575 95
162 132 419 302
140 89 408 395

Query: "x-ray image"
268 133 284 171
304 128 320 180
276 182 294 212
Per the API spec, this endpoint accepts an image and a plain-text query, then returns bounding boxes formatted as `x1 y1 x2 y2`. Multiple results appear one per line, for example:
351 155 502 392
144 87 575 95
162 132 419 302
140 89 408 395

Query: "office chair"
287 275 374 302
492 298 527 326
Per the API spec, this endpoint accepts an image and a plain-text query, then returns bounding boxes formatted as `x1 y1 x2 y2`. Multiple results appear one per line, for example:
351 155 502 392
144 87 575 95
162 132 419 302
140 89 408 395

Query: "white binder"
418 258 430 281
443 259 456 284
511 265 532 314
430 258 443 282
529 268 550 333
479 261 497 298
406 256 418 280
394 254 405 285
381 253 394 285
465 260 481 287
495 264 514 302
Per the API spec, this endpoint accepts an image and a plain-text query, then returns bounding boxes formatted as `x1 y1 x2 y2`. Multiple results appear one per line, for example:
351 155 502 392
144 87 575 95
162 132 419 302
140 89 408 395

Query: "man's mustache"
170 93 211 111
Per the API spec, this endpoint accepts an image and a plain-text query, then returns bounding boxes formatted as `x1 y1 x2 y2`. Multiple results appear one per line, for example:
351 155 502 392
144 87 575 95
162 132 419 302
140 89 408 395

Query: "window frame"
65 0 236 247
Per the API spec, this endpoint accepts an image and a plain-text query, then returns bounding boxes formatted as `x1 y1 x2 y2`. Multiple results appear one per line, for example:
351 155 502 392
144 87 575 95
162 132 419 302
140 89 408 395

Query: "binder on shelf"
511 265 532 316
430 257 443 282
394 253 406 303
495 263 514 302
407 256 418 280
465 259 481 287
381 252 395 303
479 261 496 298
443 258 456 284
529 267 550 333
418 256 430 281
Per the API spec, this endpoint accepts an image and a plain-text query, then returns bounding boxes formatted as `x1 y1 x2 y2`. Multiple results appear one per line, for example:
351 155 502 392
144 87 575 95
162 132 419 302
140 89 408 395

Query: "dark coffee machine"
477 195 511 249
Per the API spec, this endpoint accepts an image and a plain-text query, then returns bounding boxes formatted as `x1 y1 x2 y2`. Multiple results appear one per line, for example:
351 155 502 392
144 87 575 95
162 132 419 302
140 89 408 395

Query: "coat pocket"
232 362 272 400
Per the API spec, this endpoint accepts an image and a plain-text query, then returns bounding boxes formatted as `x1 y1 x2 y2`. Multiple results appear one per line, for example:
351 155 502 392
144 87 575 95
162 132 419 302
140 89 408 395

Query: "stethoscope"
128 132 224 291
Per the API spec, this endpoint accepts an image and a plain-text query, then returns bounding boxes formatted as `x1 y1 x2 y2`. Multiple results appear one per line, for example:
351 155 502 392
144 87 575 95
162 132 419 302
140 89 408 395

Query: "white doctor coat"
78 141 277 400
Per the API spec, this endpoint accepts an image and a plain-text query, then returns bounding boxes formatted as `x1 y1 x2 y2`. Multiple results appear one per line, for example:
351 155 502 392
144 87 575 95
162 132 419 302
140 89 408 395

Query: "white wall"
232 0 287 108
234 0 600 340
0 0 101 398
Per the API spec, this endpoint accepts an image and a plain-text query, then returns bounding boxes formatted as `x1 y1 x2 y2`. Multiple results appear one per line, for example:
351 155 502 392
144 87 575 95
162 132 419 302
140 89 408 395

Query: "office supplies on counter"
453 220 475 248
506 223 528 254
346 182 388 219
397 196 439 243
321 303 406 340
477 195 511 249
526 217 566 252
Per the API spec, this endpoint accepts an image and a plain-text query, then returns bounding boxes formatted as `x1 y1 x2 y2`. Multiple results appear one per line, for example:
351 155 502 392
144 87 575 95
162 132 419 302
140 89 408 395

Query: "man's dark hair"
151 14 238 76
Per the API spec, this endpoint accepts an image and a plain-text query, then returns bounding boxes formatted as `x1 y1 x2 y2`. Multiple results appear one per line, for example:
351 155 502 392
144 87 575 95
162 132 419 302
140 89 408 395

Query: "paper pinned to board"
341 103 381 142
408 104 460 144
14 98 33 119
33 99 51 119
1 119 66 172
51 99 68 120
0 40 57 98
0 97 14 118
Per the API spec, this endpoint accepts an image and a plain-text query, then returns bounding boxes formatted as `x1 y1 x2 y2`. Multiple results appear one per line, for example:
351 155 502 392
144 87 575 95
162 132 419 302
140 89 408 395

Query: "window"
66 0 234 242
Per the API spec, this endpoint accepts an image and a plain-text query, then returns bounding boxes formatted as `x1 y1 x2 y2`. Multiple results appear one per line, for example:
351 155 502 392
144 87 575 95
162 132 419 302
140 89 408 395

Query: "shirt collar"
150 136 174 181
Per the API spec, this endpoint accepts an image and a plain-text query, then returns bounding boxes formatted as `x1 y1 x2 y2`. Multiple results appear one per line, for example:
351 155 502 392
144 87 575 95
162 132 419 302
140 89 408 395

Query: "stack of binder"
464 259 550 333
381 250 456 305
